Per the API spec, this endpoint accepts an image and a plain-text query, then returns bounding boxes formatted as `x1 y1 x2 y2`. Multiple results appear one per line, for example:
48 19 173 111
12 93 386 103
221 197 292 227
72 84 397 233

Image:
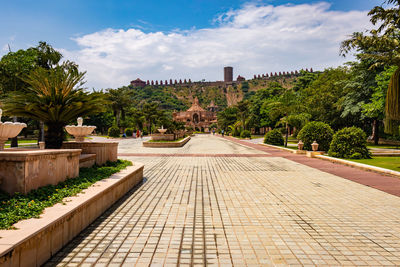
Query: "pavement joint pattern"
45 136 400 266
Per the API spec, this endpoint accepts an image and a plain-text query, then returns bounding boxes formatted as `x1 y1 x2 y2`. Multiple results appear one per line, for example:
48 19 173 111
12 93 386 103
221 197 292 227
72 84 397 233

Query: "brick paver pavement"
45 135 400 266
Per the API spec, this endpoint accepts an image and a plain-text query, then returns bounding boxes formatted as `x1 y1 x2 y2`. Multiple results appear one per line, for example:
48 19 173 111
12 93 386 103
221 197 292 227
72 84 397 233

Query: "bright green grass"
4 144 37 148
367 144 400 149
5 139 37 144
348 157 400 172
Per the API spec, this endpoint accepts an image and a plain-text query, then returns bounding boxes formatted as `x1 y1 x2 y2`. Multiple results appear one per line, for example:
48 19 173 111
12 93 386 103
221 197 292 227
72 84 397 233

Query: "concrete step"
79 154 96 168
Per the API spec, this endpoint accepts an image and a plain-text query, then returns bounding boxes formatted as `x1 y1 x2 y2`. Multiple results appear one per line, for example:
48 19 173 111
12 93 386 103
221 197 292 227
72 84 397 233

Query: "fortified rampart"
130 67 314 88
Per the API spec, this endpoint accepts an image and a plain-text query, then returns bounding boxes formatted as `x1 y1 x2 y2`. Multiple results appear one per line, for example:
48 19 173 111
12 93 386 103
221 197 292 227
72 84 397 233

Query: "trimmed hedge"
108 126 120 138
125 128 134 137
328 127 371 159
264 129 284 146
297 121 333 151
240 130 251 139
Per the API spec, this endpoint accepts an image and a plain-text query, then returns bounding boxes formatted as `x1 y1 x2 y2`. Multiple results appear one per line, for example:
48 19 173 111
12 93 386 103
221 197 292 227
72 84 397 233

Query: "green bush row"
264 121 370 159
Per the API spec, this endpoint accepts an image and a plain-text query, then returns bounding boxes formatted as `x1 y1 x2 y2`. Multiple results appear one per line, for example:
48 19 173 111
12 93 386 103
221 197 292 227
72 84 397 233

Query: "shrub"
240 130 251 139
297 121 333 151
232 127 241 137
328 127 371 159
125 128 133 137
292 128 300 138
108 126 120 138
264 129 284 146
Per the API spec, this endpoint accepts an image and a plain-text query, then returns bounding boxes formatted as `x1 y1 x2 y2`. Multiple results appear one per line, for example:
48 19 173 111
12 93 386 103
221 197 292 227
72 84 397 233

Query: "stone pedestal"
306 151 325 158
62 142 118 166
0 149 81 195
150 134 175 141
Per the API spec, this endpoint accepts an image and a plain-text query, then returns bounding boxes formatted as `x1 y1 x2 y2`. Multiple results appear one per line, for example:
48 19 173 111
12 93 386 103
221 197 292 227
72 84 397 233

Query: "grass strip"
0 160 132 229
348 157 400 172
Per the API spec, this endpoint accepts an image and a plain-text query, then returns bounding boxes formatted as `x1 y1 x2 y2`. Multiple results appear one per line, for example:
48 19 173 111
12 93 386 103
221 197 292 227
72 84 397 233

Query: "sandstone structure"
224 66 233 83
130 78 146 87
173 97 217 132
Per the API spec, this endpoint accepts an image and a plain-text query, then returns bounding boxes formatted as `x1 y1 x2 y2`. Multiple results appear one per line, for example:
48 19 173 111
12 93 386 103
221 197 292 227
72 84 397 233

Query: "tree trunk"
285 122 289 147
37 121 45 144
11 116 18 147
45 123 64 149
372 119 379 145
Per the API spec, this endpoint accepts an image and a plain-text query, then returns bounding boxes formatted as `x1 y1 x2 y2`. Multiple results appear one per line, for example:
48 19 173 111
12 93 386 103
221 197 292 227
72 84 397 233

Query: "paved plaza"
46 135 400 266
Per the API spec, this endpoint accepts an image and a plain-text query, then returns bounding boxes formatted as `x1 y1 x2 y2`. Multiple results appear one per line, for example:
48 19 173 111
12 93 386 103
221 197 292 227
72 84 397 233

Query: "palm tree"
106 87 133 127
236 100 251 131
268 91 301 147
142 102 161 134
3 63 103 148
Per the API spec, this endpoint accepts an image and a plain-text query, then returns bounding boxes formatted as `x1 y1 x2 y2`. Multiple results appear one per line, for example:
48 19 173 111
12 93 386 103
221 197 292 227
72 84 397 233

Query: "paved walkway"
46 135 400 266
225 136 400 197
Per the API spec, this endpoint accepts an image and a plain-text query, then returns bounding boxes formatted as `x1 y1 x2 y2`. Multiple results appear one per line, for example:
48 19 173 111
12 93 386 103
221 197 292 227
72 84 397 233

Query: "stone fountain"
0 109 27 150
0 109 81 195
149 125 174 142
63 117 118 166
65 117 96 142
157 125 167 134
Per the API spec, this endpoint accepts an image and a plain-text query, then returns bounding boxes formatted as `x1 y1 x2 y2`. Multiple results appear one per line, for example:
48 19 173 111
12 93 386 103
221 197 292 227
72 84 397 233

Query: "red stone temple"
173 97 217 132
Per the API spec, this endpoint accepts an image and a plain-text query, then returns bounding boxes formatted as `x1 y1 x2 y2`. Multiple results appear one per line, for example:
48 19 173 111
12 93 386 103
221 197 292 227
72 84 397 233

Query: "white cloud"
63 2 371 89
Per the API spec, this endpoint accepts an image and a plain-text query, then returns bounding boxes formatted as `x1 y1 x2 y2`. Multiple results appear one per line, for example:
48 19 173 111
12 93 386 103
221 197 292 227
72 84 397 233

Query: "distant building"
207 100 220 113
224 66 233 83
236 75 245 82
173 97 217 132
130 78 146 87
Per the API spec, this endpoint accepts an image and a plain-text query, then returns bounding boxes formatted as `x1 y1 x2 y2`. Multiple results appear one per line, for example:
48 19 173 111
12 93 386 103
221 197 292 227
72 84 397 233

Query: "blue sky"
0 0 384 89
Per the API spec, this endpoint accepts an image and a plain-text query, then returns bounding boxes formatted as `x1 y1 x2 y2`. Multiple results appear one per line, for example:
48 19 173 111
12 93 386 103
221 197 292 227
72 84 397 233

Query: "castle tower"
224 66 233 83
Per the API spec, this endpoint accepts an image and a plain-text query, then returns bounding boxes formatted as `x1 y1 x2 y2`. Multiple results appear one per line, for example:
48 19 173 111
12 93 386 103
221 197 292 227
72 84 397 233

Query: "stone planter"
0 149 81 195
297 140 304 150
311 141 319 151
150 133 175 141
62 142 118 166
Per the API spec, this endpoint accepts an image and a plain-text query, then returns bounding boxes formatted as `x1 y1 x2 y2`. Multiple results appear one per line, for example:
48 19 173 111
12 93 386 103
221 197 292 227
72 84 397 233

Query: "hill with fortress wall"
129 66 313 110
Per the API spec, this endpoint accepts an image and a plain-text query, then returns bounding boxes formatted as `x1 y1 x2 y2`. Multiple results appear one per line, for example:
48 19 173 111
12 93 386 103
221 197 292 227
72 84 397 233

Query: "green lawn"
367 144 400 149
5 139 37 144
348 157 400 172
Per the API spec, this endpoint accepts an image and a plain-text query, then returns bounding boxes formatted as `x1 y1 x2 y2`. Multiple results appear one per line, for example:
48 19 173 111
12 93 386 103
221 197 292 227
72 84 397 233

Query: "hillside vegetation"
128 74 300 111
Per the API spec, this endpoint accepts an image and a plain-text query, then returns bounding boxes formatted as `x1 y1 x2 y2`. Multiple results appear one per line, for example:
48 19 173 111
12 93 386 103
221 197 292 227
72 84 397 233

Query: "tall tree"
3 63 104 148
0 42 63 145
236 100 251 130
142 102 161 134
268 90 301 147
106 87 133 127
341 0 400 133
